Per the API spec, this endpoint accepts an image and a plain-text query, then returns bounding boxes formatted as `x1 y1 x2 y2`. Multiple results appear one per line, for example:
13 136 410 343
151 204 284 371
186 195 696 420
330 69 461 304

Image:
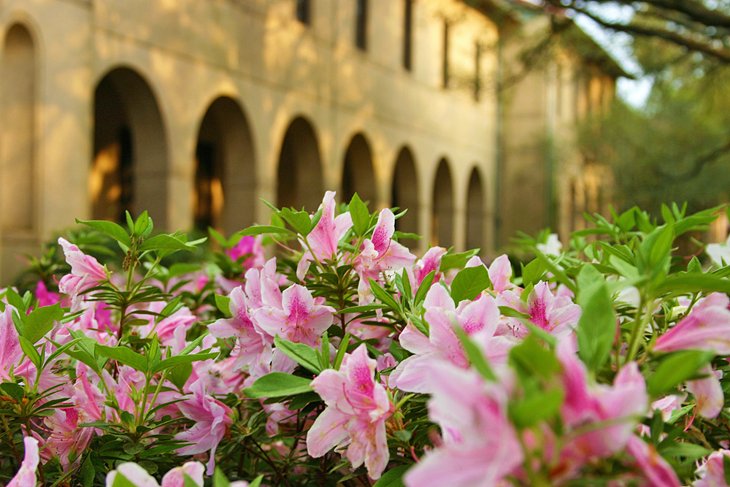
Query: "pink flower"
410 247 447 287
8 437 40 487
404 363 522 487
694 450 730 487
655 293 730 354
105 462 250 487
138 302 197 346
307 345 392 479
686 365 724 419
626 435 681 487
226 235 264 270
392 285 511 393
58 237 107 299
174 381 232 475
557 342 647 467
488 254 513 294
356 209 416 280
34 281 60 307
526 282 581 338
297 191 353 279
209 286 268 367
0 305 22 381
44 408 94 468
253 284 334 346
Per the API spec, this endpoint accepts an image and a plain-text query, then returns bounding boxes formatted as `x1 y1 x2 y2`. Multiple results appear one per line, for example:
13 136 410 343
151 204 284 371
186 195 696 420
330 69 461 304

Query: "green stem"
625 296 650 365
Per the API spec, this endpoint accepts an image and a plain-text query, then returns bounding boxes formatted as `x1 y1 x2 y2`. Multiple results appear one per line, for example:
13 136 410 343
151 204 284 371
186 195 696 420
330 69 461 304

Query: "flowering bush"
1 193 730 486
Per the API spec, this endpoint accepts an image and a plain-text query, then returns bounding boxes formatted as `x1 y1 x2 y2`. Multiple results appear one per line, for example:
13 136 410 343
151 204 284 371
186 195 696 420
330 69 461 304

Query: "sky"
571 4 654 107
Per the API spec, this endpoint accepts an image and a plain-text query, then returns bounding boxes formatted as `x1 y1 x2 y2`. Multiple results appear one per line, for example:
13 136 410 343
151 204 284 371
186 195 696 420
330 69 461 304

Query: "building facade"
0 0 621 282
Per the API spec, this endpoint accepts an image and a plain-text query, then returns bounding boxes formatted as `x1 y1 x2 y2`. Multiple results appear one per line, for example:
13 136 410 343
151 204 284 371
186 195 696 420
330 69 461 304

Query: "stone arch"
431 158 454 247
341 132 376 204
194 96 256 233
465 167 485 252
276 116 323 211
391 146 419 243
91 66 169 226
1 23 36 233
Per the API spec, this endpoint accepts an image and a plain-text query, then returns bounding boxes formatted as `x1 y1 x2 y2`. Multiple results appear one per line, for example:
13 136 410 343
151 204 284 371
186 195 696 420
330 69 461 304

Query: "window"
403 0 413 70
442 20 450 88
355 0 368 50
296 0 311 25
474 41 482 101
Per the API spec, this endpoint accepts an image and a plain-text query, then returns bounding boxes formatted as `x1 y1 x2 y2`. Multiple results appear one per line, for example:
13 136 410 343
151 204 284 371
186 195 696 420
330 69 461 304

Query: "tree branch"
656 136 730 181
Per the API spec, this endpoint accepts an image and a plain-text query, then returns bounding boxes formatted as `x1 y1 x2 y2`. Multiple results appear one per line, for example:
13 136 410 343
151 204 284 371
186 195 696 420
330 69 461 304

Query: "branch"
646 0 730 29
656 136 730 181
543 0 730 63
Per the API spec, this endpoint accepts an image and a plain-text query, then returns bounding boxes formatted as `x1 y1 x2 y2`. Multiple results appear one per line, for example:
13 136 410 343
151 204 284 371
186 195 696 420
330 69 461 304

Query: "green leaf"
413 270 436 305
139 234 196 253
183 474 198 487
369 279 402 312
169 362 193 390
249 475 264 487
274 336 322 374
655 273 730 296
76 218 131 247
213 468 230 487
238 225 295 237
280 208 313 236
214 294 232 317
509 386 564 429
659 442 712 461
647 350 714 398
521 258 546 286
96 345 148 373
453 325 496 381
0 382 25 401
18 336 41 367
112 473 138 487
23 303 64 344
153 352 218 374
334 333 351 370
509 333 561 380
134 211 153 237
373 465 410 487
440 250 478 271
533 249 575 293
576 265 616 372
79 456 95 487
450 265 490 304
339 304 387 315
244 372 313 398
349 193 370 235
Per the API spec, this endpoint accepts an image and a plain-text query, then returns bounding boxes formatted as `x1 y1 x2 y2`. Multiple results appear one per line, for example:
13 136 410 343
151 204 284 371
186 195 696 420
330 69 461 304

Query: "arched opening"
466 168 485 252
1 24 36 233
391 147 419 244
431 158 454 247
342 133 376 204
276 116 323 211
91 67 169 226
194 97 256 233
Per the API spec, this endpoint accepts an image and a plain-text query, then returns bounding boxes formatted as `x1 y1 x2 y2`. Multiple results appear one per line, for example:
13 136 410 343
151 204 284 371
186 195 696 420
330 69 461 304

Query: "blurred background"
0 0 728 282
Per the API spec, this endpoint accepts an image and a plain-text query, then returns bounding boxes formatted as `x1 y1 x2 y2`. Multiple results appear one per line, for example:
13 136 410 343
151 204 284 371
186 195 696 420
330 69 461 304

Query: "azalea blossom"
557 342 647 471
209 286 268 368
0 305 22 381
706 235 730 266
404 362 522 487
654 293 730 354
175 381 232 475
694 450 730 487
105 461 251 487
8 437 40 487
409 246 447 287
686 365 724 419
537 233 562 256
297 191 353 279
253 284 334 346
58 237 107 300
392 284 511 393
307 344 392 479
226 235 265 270
626 435 681 487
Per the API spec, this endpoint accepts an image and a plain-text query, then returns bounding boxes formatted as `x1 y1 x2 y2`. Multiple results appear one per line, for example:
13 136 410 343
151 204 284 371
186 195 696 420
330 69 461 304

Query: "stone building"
0 0 623 282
